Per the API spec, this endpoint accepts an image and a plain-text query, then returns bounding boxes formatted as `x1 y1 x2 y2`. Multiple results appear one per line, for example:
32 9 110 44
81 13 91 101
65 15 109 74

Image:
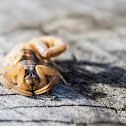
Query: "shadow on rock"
55 60 126 100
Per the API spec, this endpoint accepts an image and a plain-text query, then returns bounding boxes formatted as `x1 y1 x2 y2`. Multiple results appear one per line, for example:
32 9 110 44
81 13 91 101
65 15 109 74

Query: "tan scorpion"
0 36 69 96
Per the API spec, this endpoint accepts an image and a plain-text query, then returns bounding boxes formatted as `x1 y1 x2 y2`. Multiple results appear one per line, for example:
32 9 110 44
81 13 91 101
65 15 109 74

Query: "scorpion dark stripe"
18 49 40 80
19 49 40 70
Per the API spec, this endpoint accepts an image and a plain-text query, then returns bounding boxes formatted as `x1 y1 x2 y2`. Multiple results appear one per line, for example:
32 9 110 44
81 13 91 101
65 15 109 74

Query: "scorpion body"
20 49 40 69
0 36 68 96
19 49 41 91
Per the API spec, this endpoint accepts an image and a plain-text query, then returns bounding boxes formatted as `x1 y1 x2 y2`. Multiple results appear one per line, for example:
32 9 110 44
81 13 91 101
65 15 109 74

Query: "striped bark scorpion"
0 36 69 96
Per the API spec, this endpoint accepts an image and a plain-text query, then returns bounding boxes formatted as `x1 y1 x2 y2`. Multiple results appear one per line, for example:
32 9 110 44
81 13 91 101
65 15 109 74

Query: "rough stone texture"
0 0 126 126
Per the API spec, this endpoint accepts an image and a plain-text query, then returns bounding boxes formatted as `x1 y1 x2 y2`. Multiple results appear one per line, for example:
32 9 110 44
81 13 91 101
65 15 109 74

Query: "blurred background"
0 0 126 125
0 0 126 62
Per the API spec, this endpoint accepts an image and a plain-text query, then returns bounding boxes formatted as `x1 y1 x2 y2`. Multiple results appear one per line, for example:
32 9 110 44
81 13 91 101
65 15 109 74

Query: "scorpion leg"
1 66 24 78
0 51 24 75
13 51 24 65
38 65 70 85
1 77 32 96
4 42 26 65
48 59 70 73
35 52 45 65
59 73 71 86
34 65 59 94
0 65 11 74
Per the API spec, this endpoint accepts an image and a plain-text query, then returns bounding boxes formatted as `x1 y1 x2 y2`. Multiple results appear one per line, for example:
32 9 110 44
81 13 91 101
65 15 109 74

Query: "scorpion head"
24 69 39 90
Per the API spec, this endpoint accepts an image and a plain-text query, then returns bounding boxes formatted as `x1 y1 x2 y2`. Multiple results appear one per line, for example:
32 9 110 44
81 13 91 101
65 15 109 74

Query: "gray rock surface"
0 0 126 126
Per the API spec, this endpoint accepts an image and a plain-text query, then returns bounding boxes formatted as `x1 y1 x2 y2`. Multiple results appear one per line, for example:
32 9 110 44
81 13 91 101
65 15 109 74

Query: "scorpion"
0 36 69 96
